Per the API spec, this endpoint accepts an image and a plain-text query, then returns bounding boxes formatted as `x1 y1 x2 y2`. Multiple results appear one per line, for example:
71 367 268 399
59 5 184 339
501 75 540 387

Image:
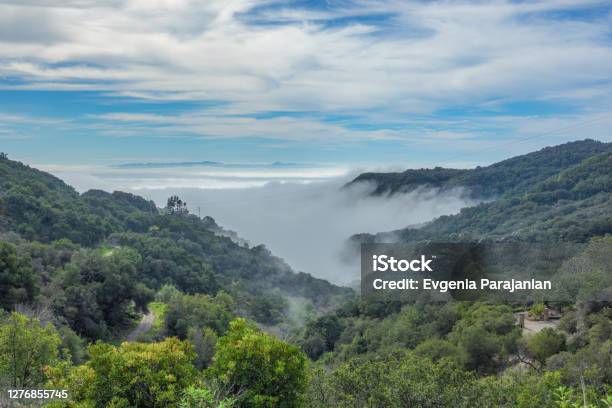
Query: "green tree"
0 312 61 387
524 328 566 367
529 303 546 320
306 351 478 408
475 370 564 408
301 315 343 359
207 318 308 407
156 284 182 303
449 303 520 373
53 247 153 339
46 337 197 408
249 292 287 325
57 325 86 365
165 292 234 339
0 241 38 309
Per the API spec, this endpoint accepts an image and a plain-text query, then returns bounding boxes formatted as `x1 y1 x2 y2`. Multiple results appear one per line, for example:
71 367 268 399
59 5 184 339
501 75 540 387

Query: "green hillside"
347 139 611 199
292 141 612 407
0 145 610 407
0 154 351 339
351 140 612 243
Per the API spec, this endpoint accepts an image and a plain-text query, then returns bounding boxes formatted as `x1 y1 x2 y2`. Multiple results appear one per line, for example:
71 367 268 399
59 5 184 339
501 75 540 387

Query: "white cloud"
37 162 350 191
0 0 611 143
88 111 402 141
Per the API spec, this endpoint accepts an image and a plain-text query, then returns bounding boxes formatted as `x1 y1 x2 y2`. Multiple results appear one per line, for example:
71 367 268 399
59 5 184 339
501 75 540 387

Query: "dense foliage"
46 337 198 407
0 142 610 407
0 312 61 388
352 140 612 243
0 241 37 309
42 318 308 408
208 318 308 408
0 153 351 342
348 139 611 199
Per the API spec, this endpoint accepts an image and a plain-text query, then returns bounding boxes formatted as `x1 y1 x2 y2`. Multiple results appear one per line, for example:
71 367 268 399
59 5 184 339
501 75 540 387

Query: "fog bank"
44 164 475 285
137 180 475 285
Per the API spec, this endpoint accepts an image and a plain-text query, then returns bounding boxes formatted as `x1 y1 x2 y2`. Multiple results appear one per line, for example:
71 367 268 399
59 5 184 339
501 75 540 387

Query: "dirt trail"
522 318 559 334
126 311 154 342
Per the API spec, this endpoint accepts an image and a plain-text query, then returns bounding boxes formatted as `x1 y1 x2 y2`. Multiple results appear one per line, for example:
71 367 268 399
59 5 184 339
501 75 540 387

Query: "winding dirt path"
126 311 154 342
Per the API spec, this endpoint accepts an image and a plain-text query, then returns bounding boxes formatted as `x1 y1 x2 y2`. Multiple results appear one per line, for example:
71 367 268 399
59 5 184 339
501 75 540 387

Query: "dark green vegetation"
349 140 612 243
296 253 611 406
0 141 611 407
348 139 610 199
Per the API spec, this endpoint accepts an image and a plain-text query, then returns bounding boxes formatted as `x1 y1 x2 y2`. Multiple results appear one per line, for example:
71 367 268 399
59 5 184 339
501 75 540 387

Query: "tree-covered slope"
353 144 612 243
0 154 351 339
1 147 610 407
347 139 611 199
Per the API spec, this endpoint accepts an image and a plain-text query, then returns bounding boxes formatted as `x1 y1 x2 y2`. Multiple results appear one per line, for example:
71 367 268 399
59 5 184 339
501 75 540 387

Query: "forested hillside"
301 140 611 407
351 140 612 243
0 143 611 407
347 139 611 199
0 154 351 337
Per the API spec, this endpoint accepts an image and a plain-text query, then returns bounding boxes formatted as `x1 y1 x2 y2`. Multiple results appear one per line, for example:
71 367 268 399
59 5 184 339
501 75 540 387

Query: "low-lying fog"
46 164 476 285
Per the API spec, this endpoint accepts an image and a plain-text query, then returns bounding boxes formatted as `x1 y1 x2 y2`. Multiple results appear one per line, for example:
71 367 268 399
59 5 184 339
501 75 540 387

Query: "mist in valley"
48 164 476 285
136 179 476 285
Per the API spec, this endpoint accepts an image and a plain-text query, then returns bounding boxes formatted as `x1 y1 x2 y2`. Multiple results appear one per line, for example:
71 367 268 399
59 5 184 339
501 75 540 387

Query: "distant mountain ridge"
349 140 612 243
347 139 611 199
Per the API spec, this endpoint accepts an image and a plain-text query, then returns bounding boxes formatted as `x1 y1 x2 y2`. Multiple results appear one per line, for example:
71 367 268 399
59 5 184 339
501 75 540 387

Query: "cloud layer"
1 0 612 147
40 162 475 284
137 179 477 284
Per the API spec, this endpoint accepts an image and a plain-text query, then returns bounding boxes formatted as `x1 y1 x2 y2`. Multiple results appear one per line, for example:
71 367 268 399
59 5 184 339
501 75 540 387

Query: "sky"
1 0 612 170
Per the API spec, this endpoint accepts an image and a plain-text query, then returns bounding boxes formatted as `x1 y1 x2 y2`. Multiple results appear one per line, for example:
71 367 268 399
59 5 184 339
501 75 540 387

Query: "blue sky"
1 0 612 169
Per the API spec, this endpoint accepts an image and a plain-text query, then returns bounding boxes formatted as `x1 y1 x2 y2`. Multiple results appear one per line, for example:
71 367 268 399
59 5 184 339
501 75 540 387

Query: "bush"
46 338 197 407
529 303 546 320
0 312 61 388
179 385 237 408
207 318 308 407
524 328 566 367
